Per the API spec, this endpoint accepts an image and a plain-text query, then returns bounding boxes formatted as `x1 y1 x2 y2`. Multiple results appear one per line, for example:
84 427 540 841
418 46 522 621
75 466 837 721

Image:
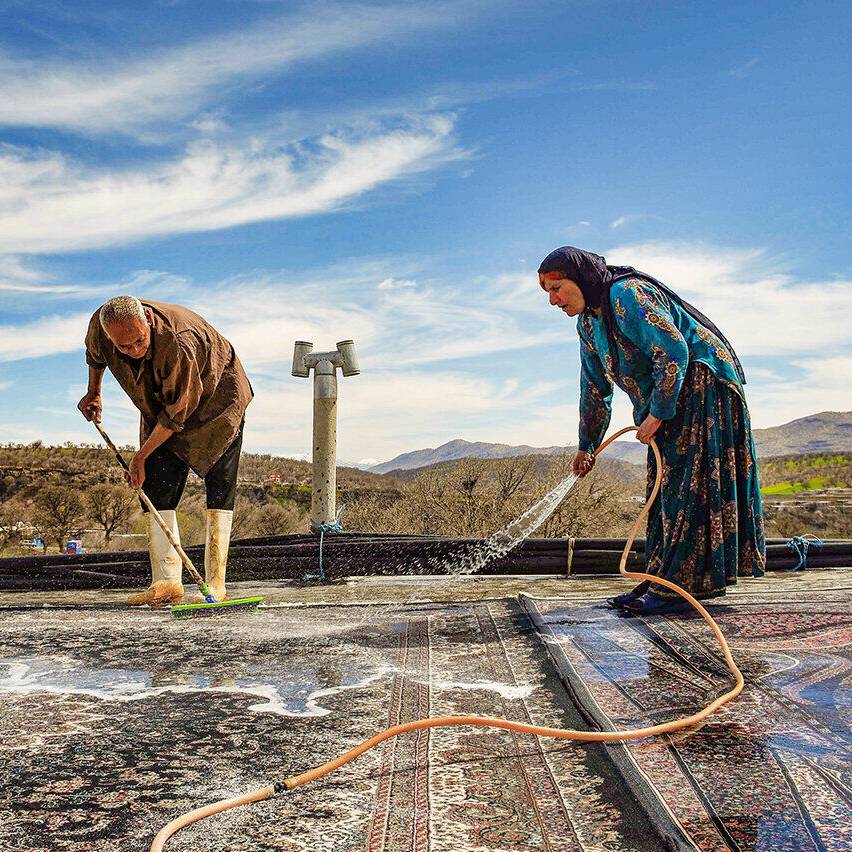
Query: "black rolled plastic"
1 532 849 592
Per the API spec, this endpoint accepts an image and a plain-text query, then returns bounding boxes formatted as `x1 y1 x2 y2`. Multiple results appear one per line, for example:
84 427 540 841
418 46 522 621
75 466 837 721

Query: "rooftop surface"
1 570 849 851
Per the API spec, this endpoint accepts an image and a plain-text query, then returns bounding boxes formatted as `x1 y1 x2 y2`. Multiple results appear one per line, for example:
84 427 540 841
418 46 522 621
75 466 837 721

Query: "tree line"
3 442 848 556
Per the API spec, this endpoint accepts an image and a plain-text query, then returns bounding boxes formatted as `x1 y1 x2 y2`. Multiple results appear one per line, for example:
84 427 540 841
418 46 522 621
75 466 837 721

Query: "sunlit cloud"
0 313 91 361
729 57 761 78
0 2 474 136
605 241 852 356
243 369 566 461
185 264 566 372
0 254 107 301
745 357 852 429
2 242 849 460
0 116 463 253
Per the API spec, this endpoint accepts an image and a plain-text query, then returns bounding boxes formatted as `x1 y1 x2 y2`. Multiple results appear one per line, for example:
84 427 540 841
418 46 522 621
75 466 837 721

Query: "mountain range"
369 411 852 475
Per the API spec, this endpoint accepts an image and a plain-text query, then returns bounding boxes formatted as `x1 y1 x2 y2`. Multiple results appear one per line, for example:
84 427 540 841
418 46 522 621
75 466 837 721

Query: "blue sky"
0 0 850 464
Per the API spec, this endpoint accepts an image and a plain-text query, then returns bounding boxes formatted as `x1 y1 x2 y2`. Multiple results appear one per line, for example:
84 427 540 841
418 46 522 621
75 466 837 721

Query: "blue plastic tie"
305 504 345 582
785 535 823 571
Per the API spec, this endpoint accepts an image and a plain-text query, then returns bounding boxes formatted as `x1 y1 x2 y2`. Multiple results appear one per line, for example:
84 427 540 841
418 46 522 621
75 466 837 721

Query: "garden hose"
150 425 745 851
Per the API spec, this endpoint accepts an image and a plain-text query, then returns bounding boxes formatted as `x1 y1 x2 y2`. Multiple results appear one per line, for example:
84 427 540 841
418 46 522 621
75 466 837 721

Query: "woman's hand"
572 450 595 478
636 414 663 445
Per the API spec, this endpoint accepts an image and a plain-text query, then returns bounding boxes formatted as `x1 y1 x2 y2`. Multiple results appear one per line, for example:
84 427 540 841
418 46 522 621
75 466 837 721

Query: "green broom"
93 421 263 618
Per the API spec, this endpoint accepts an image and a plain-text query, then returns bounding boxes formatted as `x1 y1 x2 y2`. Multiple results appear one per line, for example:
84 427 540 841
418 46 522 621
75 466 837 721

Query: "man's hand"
127 453 147 490
636 414 663 445
77 390 102 422
572 450 595 478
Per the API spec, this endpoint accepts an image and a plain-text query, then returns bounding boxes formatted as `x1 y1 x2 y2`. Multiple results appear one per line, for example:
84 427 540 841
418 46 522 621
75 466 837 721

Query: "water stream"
429 472 580 575
348 472 581 627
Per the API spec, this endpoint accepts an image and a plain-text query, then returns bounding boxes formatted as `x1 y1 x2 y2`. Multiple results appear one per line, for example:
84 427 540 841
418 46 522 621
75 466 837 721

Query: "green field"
762 477 830 495
759 453 851 496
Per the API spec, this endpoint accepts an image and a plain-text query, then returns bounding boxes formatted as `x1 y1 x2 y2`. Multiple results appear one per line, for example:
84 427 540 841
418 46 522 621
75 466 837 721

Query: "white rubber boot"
198 509 233 602
127 510 185 606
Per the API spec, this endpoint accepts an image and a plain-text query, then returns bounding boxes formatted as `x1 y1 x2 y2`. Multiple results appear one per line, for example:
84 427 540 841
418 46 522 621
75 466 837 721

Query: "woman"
539 246 765 613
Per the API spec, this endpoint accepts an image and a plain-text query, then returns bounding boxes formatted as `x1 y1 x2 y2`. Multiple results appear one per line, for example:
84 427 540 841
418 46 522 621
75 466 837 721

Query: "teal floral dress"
578 277 766 597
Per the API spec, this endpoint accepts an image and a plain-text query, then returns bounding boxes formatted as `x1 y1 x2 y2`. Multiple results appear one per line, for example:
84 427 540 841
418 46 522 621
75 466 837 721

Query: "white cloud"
240 368 567 461
745 357 852 428
377 277 417 290
605 241 852 357
0 422 95 445
0 2 472 136
4 242 848 459
184 264 566 374
0 116 462 253
0 255 42 285
729 57 760 78
0 254 107 299
0 313 90 362
0 258 561 370
609 213 662 230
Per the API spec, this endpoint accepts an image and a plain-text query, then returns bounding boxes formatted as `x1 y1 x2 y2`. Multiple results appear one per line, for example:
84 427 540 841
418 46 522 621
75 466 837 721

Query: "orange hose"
150 426 743 851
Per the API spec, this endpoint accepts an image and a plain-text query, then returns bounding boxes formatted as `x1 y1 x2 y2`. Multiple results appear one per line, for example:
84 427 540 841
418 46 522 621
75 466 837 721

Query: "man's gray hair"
99 295 145 332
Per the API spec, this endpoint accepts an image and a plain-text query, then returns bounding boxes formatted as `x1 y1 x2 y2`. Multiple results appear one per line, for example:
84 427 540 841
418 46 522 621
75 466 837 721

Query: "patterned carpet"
3 573 847 851
0 600 669 852
528 575 852 852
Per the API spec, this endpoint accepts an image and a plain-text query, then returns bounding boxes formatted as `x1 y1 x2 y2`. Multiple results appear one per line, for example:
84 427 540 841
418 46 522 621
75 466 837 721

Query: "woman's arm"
577 322 614 455
614 280 689 421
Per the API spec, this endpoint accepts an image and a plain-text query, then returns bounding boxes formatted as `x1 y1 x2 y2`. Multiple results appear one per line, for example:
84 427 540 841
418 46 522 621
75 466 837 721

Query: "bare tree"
408 468 454 534
87 484 137 546
230 495 261 540
495 456 534 503
534 460 628 539
344 493 399 533
0 500 20 552
323 452 639 541
448 459 492 536
254 502 306 536
32 485 86 552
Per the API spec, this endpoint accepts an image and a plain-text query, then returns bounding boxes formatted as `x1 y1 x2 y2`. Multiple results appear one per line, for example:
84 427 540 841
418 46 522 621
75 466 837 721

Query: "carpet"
0 599 671 852
527 575 852 851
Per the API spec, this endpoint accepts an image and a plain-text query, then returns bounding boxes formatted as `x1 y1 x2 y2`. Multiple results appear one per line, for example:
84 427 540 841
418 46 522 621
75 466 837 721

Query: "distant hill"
369 438 647 474
384 452 647 487
753 411 852 457
370 411 852 475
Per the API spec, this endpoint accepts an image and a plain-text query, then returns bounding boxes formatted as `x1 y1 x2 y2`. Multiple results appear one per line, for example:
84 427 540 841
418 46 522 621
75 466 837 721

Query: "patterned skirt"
645 361 766 597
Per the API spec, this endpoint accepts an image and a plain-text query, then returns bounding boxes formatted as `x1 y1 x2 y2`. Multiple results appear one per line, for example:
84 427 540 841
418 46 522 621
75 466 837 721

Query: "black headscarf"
538 246 746 384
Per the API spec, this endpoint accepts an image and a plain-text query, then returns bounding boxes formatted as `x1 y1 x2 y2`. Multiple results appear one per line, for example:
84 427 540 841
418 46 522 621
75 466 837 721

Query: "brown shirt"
85 300 253 476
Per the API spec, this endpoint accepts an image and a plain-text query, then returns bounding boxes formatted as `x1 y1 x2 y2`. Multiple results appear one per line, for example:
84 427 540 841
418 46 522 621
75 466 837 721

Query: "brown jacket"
85 300 253 476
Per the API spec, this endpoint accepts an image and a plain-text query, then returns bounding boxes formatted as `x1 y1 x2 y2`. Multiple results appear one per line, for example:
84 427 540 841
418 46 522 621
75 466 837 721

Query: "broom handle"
92 420 206 589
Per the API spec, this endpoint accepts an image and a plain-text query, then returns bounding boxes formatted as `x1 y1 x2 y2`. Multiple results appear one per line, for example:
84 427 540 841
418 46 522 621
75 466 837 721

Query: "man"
78 296 253 606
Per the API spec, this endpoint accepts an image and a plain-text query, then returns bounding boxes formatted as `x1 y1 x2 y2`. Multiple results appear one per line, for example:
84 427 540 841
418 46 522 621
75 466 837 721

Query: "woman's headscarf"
538 246 746 384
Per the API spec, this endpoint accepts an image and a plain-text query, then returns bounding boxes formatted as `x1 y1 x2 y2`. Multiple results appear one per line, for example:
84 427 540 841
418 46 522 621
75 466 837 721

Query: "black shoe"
623 591 692 615
607 581 650 609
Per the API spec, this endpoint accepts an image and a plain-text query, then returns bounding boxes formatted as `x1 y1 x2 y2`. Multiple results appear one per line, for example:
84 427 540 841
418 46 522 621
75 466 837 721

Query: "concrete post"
311 357 337 528
291 340 360 530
